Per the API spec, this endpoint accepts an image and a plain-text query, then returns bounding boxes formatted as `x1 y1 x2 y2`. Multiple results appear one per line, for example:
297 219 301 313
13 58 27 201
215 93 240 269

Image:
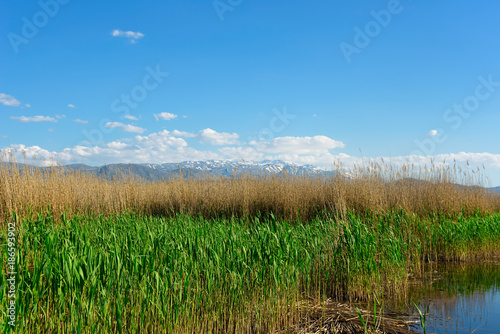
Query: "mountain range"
75 160 335 181
2 160 500 191
4 160 332 182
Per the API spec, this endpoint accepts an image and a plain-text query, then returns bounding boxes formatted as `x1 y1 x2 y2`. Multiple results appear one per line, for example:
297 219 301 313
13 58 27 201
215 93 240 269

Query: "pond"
401 262 500 334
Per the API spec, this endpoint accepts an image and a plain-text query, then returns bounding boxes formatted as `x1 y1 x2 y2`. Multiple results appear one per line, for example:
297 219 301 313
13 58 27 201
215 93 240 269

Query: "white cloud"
4 129 500 185
154 112 178 121
106 141 130 150
124 114 139 121
249 135 345 154
199 128 239 145
430 152 500 169
218 147 264 161
111 29 145 43
0 145 68 164
334 152 500 172
0 93 21 107
11 115 57 123
0 128 241 165
55 114 66 119
428 129 438 136
135 130 189 149
140 128 238 145
74 119 88 124
25 104 31 108
68 104 75 108
105 122 146 133
169 130 195 138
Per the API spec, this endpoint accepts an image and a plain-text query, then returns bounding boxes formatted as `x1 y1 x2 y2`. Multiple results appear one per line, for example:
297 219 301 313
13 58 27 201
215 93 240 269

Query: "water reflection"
403 262 500 333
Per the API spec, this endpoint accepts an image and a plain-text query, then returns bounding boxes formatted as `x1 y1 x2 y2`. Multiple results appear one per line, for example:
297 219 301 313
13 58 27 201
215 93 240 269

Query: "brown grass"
1 153 499 222
287 299 419 334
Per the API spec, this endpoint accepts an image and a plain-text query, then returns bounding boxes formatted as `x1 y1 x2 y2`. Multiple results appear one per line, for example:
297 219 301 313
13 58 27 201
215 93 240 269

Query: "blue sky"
1 0 500 185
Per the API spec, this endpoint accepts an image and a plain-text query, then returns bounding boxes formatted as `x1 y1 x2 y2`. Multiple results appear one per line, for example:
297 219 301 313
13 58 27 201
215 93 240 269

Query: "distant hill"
67 163 173 181
145 160 336 179
2 160 338 182
2 162 175 181
2 161 500 191
488 186 500 193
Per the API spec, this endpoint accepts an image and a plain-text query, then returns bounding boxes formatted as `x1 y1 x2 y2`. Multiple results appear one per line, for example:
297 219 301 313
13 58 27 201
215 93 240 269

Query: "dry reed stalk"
1 153 499 222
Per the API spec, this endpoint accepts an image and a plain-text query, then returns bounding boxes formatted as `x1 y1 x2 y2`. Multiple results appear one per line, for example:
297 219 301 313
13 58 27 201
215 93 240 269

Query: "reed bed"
2 156 500 333
2 212 500 333
0 156 499 223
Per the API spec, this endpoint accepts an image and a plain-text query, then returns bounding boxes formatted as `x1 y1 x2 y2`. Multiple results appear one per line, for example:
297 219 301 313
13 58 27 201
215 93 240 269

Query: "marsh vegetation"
1 156 500 333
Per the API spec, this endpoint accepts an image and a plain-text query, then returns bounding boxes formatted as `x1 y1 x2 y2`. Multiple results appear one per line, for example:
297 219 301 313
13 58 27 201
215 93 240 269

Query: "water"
402 262 500 334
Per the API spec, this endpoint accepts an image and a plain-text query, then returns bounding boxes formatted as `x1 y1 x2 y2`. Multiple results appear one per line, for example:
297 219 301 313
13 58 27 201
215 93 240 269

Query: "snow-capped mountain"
144 160 335 178
4 160 339 182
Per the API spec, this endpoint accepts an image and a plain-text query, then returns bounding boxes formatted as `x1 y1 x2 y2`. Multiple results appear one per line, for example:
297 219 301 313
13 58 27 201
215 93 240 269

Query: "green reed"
1 211 500 333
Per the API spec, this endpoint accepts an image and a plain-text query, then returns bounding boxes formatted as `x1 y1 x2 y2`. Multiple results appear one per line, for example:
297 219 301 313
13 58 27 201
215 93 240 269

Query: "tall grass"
2 212 500 333
2 155 500 332
1 155 499 223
